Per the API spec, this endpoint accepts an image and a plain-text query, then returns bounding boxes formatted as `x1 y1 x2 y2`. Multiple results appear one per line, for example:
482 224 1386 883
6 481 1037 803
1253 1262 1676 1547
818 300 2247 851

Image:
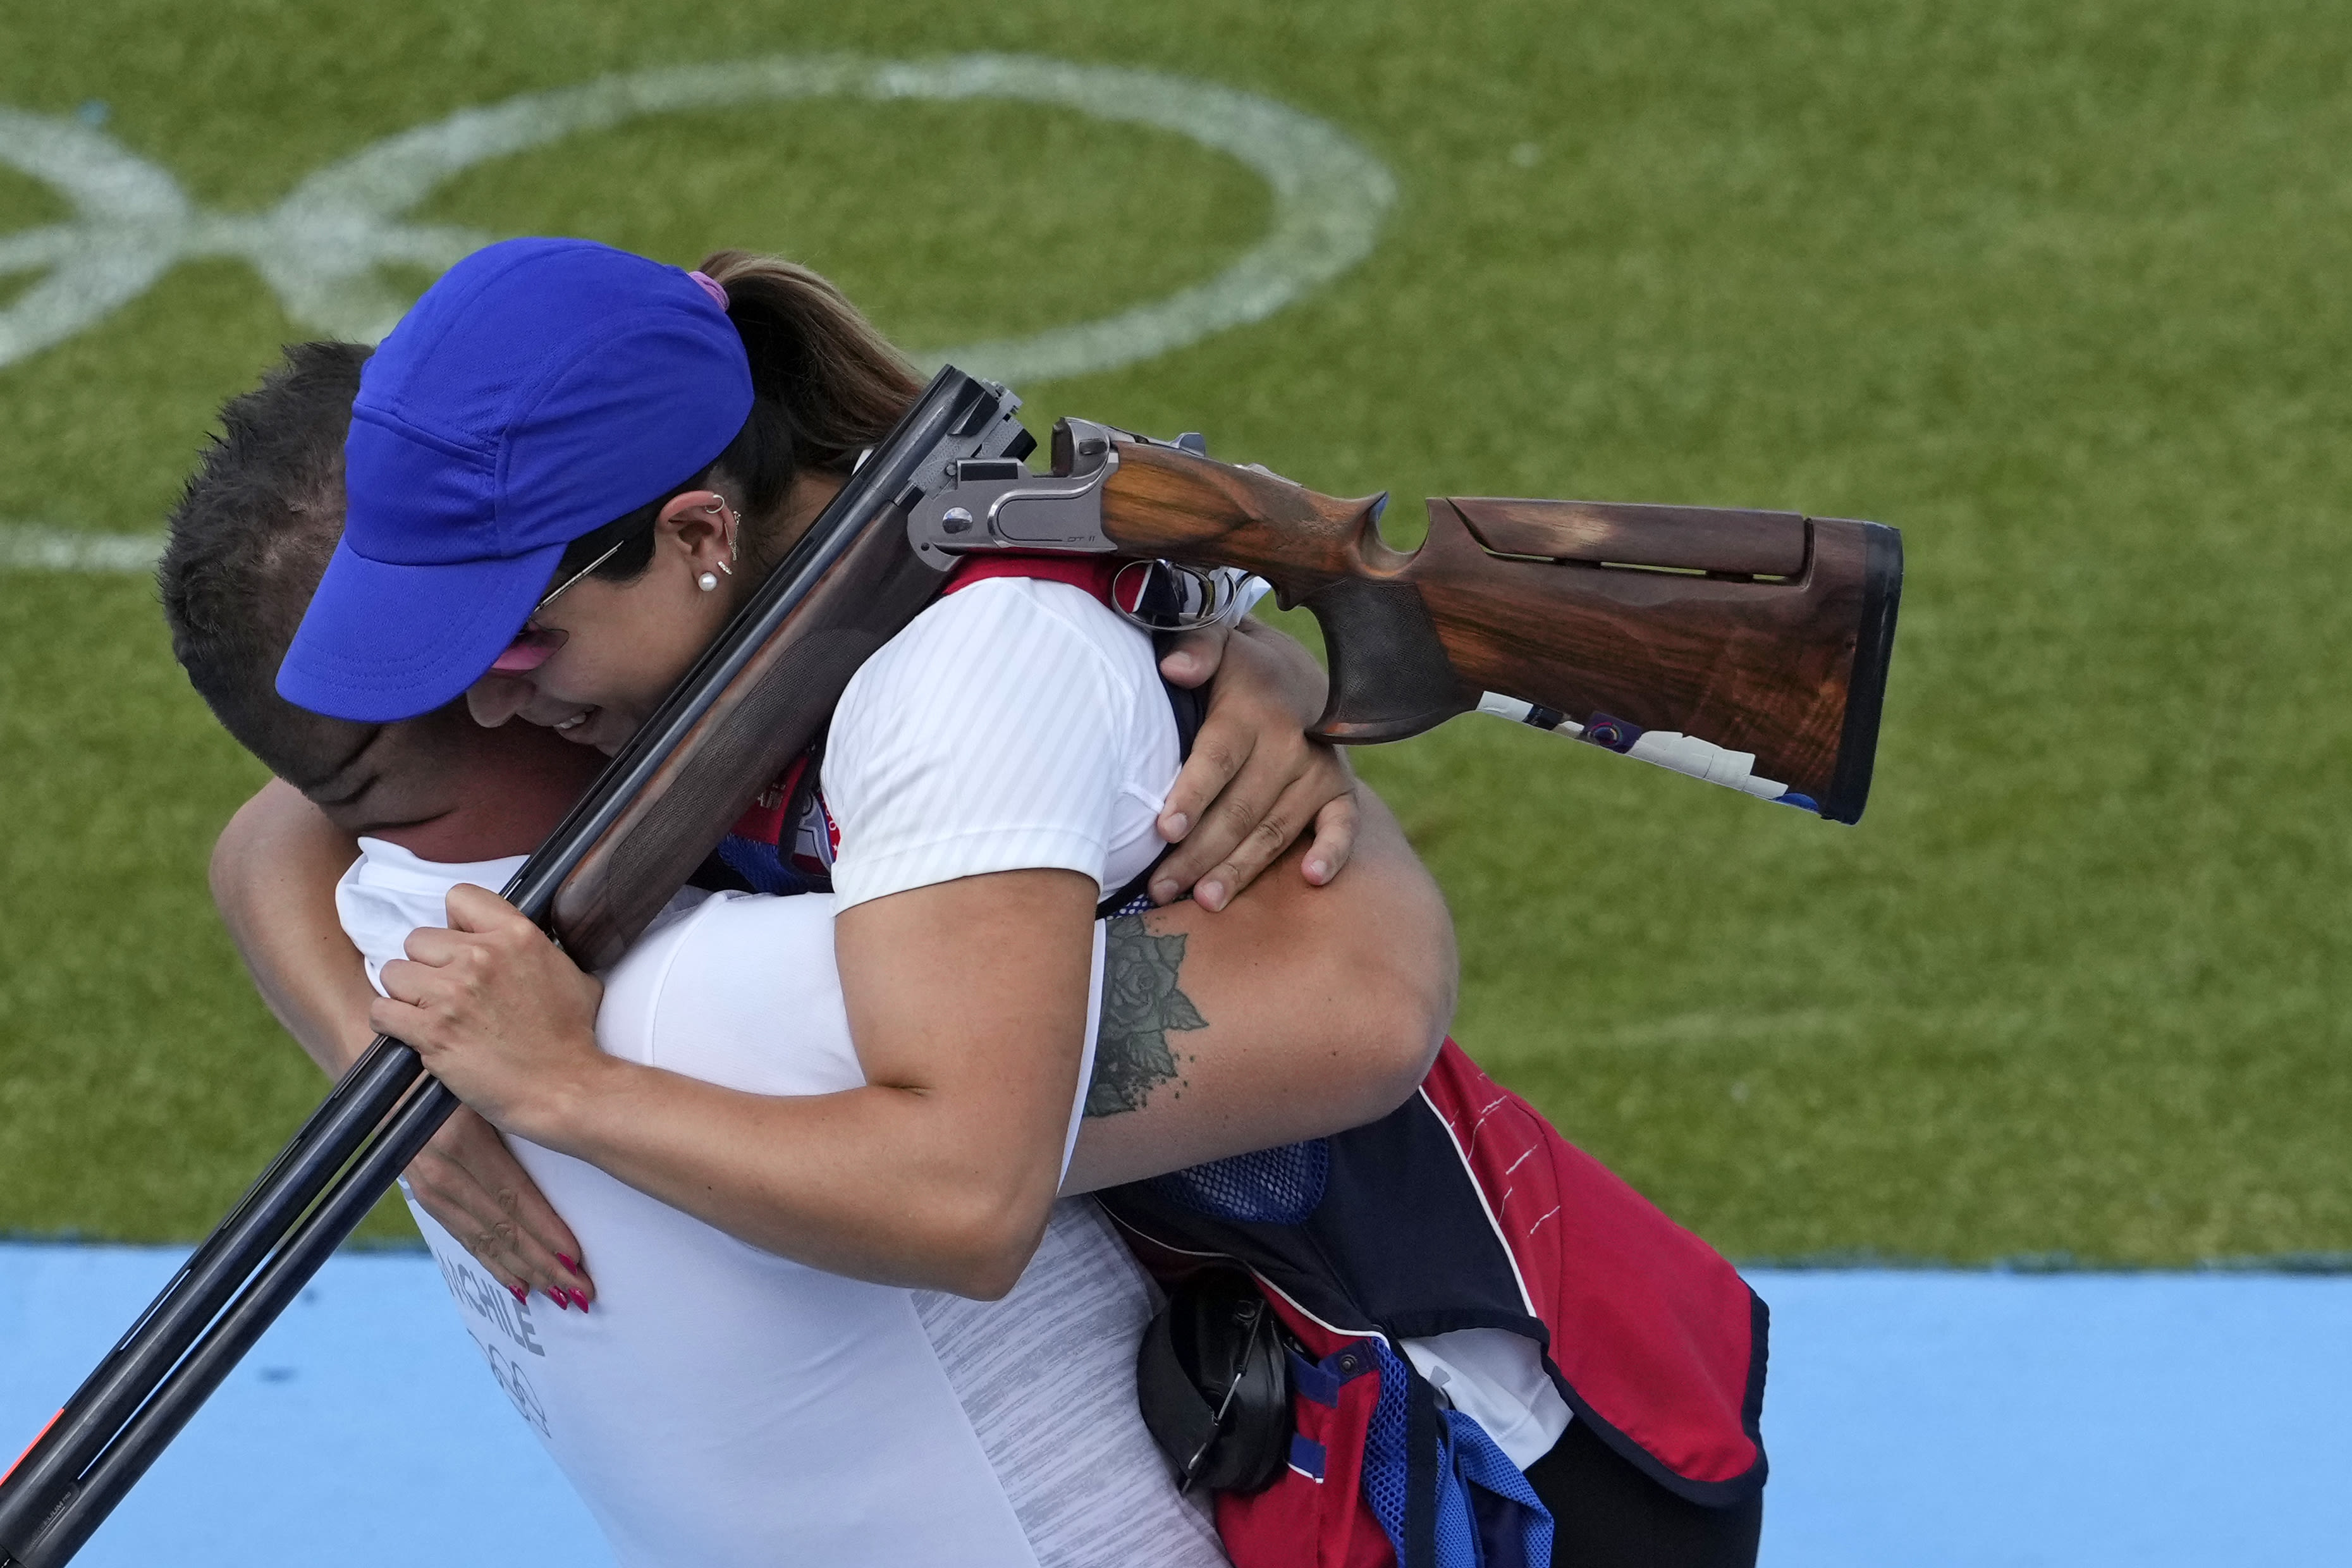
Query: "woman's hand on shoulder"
371 884 612 1148
1152 618 1359 910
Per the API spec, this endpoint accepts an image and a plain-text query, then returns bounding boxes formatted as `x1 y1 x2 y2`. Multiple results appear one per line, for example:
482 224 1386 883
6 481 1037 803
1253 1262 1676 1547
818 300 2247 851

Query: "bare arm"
1063 785 1451 1192
211 780 376 1077
381 873 1087 1297
375 782 1451 1299
210 782 596 1309
374 618 1447 1299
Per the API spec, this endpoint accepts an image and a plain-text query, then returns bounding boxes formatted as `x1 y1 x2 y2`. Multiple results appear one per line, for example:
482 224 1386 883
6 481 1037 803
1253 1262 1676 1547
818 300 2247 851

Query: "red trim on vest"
943 552 1141 611
1418 1043 1764 1488
1110 1239 1397 1568
725 749 812 845
1116 1043 1763 1568
1217 1302 1397 1568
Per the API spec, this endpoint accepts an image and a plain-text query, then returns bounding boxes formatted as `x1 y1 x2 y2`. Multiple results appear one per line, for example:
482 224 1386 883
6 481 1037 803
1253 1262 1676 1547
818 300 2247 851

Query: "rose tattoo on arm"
1086 914 1208 1118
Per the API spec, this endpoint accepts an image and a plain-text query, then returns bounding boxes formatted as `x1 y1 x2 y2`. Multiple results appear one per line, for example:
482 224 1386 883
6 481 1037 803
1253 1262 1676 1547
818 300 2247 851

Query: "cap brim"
276 535 567 723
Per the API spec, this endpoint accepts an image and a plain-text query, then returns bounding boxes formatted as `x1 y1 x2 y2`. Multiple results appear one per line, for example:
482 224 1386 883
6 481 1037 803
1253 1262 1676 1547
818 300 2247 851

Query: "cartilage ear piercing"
705 498 726 513
697 571 720 592
716 561 733 577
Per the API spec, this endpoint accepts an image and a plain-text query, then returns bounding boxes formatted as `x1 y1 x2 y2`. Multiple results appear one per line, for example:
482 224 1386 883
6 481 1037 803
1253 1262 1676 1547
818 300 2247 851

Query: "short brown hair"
159 341 377 787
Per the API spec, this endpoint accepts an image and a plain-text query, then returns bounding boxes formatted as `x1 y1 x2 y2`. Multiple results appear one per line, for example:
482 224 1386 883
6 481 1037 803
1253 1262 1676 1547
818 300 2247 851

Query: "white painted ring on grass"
0 524 162 572
0 53 1395 388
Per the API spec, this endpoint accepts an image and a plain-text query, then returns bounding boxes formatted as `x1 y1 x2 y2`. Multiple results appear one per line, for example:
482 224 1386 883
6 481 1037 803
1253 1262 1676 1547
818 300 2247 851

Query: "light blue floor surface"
4 1246 2346 1566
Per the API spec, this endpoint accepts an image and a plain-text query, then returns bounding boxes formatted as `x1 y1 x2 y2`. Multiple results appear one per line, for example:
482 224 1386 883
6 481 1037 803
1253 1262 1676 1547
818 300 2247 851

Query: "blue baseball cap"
276 238 755 721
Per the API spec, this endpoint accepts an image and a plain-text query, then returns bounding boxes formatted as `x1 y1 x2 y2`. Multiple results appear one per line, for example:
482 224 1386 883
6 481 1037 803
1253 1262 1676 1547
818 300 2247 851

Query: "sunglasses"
487 519 654 675
531 494 733 616
534 526 645 615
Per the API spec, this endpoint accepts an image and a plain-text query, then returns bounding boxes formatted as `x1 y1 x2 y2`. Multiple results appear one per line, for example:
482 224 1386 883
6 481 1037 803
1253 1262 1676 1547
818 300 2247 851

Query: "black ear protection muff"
1135 1269 1294 1494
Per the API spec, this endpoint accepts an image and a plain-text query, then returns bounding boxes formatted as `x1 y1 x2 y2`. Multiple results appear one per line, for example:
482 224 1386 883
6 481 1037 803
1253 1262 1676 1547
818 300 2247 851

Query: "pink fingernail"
546 1289 569 1310
568 1290 591 1312
1306 859 1329 882
1163 813 1189 839
1199 879 1225 909
508 1283 527 1304
556 1254 578 1272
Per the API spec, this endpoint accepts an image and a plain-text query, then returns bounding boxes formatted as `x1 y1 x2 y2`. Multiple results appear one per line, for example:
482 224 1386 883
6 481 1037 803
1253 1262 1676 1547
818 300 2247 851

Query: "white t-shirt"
338 843 1224 1568
823 577 1179 909
820 578 1573 1471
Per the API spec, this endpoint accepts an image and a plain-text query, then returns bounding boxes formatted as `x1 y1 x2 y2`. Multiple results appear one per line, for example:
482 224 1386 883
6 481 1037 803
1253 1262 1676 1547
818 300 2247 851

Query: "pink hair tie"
687 270 729 310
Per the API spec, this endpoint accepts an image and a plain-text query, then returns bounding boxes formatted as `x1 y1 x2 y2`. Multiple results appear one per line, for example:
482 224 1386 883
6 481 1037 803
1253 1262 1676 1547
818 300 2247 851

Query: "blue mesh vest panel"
1142 1140 1332 1227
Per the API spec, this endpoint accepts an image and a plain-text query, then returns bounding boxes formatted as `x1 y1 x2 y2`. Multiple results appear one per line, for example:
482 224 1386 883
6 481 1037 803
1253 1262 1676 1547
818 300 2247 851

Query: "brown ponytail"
558 250 924 587
699 249 923 472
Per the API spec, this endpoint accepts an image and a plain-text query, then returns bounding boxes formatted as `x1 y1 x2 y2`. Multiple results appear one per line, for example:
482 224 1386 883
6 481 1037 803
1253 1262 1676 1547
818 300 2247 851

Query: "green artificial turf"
1 0 2346 1261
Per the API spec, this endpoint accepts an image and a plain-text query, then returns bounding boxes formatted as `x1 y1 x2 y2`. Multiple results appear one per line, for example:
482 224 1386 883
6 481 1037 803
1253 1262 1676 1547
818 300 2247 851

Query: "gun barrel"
0 1038 428 1560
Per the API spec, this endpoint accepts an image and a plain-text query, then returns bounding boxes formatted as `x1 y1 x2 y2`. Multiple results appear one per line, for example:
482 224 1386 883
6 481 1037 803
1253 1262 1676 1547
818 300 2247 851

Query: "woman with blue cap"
251 236 1450 1299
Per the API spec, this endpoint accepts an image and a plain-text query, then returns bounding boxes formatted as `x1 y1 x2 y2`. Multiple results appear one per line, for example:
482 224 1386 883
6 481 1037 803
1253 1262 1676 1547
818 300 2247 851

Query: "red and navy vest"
702 556 1768 1568
1100 1047 1767 1568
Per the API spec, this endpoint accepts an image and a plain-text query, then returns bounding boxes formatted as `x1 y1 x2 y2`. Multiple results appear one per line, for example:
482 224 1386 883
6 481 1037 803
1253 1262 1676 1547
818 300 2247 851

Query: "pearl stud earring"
697 571 720 592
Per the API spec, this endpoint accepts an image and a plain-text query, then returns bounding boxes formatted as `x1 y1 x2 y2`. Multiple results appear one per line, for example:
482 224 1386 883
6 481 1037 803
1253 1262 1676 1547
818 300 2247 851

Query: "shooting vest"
701 556 1768 1568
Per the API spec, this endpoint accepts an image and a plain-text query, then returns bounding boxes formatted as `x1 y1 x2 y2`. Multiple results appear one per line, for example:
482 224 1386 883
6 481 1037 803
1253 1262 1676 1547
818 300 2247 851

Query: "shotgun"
0 367 1898 1563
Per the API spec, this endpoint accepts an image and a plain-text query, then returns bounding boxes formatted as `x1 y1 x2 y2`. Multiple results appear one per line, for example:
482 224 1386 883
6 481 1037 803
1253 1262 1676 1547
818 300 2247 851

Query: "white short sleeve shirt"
821 577 1180 909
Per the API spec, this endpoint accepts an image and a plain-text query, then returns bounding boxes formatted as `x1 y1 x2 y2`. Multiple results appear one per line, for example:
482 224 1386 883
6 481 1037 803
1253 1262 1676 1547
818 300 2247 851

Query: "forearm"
211 780 375 1075
412 869 1101 1299
530 1058 1059 1296
1062 785 1455 1192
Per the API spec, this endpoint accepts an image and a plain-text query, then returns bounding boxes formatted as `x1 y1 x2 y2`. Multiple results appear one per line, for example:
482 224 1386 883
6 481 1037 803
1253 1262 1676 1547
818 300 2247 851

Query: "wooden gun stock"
1096 443 1902 823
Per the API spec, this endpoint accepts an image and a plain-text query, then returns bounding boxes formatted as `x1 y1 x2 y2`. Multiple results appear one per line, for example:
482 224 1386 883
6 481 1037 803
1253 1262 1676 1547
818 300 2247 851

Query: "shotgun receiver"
907 419 1902 823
